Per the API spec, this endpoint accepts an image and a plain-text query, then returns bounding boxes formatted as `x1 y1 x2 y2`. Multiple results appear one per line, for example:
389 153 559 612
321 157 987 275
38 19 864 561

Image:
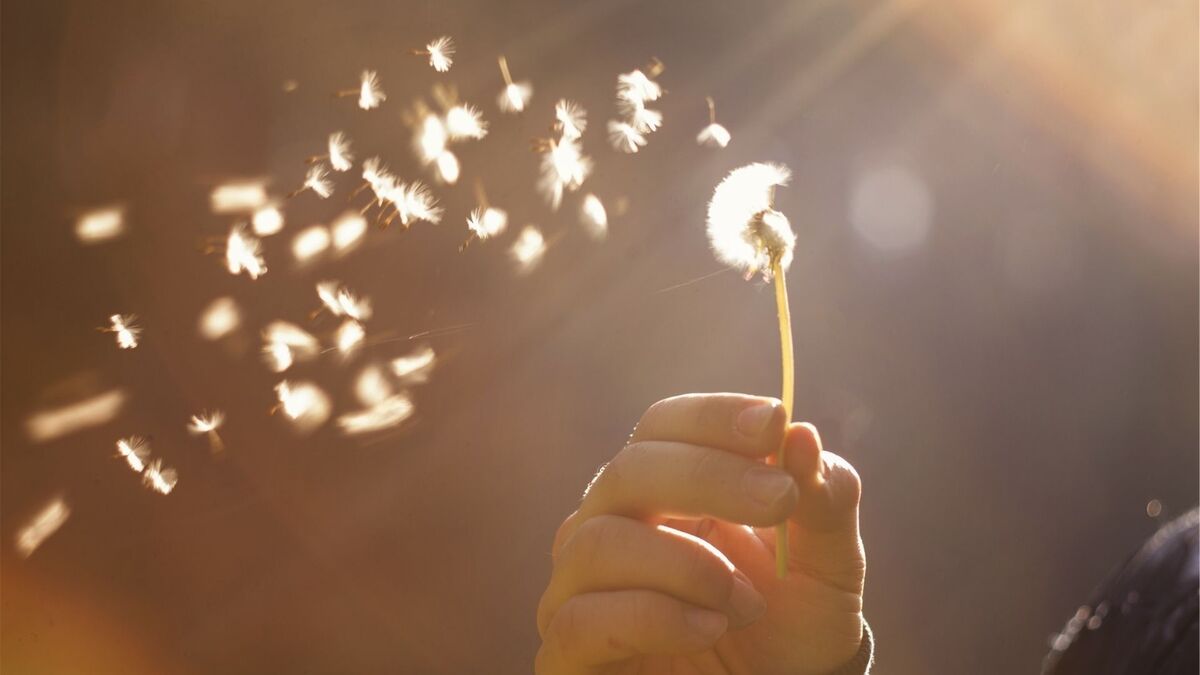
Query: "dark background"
2 1 1196 673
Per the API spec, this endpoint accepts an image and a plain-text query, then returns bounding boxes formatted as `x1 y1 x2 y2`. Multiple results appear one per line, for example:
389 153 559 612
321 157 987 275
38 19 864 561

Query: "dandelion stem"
771 258 794 579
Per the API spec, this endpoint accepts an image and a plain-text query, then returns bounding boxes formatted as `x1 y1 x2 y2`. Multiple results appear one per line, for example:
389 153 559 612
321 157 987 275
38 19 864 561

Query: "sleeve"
823 620 874 675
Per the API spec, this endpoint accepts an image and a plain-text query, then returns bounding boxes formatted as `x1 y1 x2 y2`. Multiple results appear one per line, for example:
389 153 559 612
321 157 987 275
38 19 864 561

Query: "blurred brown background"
2 1 1196 673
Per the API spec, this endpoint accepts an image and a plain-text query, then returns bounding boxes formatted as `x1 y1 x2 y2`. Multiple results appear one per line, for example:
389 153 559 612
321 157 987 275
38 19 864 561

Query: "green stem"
771 260 794 579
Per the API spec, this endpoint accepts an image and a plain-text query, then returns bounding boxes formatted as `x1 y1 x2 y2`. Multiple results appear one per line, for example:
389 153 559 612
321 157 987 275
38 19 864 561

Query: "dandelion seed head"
554 99 588 140
292 225 331 262
706 162 795 278
391 344 436 383
116 436 150 473
331 212 367 253
188 410 224 434
336 319 365 355
358 70 385 110
498 82 532 113
426 36 455 72
75 206 126 244
510 226 547 273
226 226 268 279
109 314 141 349
15 497 70 558
199 296 240 340
252 205 285 236
142 459 178 495
580 193 608 239
697 123 731 148
467 206 508 239
338 394 414 435
303 164 333 199
354 365 393 406
328 132 354 172
445 104 488 140
275 380 331 432
607 120 646 153
435 151 460 185
211 181 268 213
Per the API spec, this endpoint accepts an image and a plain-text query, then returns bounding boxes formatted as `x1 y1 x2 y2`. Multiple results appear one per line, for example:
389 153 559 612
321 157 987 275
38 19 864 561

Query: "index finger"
629 393 786 458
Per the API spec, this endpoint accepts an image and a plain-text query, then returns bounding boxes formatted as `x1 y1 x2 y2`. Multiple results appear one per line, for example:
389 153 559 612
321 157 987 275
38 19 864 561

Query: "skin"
536 393 866 675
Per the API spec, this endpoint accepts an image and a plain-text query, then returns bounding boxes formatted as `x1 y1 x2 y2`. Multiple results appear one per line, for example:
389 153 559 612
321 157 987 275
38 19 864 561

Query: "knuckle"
547 596 584 658
564 514 623 565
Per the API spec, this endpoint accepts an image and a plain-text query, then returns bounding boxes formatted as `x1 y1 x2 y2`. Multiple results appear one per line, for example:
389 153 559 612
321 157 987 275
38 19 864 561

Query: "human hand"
536 393 866 675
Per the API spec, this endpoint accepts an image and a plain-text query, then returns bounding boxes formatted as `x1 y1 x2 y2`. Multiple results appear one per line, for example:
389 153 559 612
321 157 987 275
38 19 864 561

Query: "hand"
536 393 866 675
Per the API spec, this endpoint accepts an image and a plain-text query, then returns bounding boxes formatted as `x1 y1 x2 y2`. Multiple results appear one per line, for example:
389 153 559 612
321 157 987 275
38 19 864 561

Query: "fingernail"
684 608 728 641
736 402 778 437
743 467 795 508
728 572 767 626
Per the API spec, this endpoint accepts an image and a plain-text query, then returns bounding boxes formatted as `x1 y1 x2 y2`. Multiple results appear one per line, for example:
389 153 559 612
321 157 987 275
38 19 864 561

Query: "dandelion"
336 319 365 355
554 99 587 140
336 70 386 110
315 281 372 321
706 162 797 578
226 226 268 279
26 389 126 443
210 180 268 213
262 321 320 372
386 181 443 227
338 393 415 435
414 112 448 165
496 56 532 113
435 151 460 185
619 99 663 133
580 193 608 240
199 297 240 340
510 225 547 273
252 205 285 236
142 458 178 495
331 211 367 253
75 205 125 244
416 36 455 72
697 96 731 148
466 206 508 240
105 314 141 349
291 163 332 199
274 380 332 432
617 67 663 104
327 132 354 171
537 137 592 210
116 436 151 473
606 120 646 153
445 104 488 140
188 410 225 453
292 225 331 263
355 365 393 406
15 497 70 558
391 344 435 383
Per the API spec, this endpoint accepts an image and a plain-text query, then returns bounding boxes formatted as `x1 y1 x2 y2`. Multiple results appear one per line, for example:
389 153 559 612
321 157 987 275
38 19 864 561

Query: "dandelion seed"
415 113 448 165
116 436 151 473
706 163 794 279
554 99 588 140
331 211 367 253
697 97 730 148
293 164 332 199
226 226 268 279
355 365 393 406
706 161 798 579
435 151 460 185
26 389 126 443
607 120 646 153
142 458 178 495
496 56 532 113
580 193 608 239
263 321 319 372
618 99 663 133
282 79 299 92
327 132 354 172
75 206 125 244
445 104 488 140
510 226 546 273
418 36 455 72
106 314 141 349
252 205 285 236
210 181 268 213
275 380 331 432
336 319 365 355
354 70 386 110
617 68 663 104
338 393 415 435
199 297 240 340
292 225 331 263
466 206 508 240
538 138 592 210
389 181 443 226
188 410 224 434
15 497 70 558
391 344 435 383
315 281 372 321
